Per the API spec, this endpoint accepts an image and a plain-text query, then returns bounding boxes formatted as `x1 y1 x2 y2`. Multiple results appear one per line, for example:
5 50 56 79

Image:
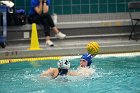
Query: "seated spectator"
29 0 66 47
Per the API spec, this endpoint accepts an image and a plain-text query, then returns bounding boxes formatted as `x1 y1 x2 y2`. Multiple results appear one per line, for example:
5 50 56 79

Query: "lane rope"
0 52 140 64
0 56 62 64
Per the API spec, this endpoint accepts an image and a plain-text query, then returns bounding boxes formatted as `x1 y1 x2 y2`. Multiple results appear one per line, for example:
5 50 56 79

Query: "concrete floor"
1 13 140 60
0 33 140 59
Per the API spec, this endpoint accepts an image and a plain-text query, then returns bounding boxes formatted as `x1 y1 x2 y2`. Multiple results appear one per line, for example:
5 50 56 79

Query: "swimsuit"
57 68 68 77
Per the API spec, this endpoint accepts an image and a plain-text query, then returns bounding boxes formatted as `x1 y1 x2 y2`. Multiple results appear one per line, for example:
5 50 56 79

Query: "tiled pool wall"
13 0 140 15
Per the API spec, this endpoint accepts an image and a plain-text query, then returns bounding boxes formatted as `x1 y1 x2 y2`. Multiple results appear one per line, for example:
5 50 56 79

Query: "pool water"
0 54 140 93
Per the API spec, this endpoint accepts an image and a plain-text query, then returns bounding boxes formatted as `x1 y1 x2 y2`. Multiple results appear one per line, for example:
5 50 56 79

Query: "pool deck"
0 32 140 59
0 14 140 60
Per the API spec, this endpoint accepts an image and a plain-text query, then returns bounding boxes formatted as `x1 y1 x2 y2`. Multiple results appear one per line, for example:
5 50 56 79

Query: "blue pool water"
0 54 140 93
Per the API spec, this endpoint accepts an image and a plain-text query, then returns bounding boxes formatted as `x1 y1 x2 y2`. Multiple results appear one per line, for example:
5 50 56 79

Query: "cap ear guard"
57 58 70 69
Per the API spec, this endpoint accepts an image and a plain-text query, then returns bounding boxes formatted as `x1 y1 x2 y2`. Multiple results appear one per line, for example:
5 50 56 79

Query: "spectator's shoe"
46 40 54 47
55 32 66 39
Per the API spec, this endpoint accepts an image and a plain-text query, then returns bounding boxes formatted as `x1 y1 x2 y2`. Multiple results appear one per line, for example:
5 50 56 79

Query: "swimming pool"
0 53 140 93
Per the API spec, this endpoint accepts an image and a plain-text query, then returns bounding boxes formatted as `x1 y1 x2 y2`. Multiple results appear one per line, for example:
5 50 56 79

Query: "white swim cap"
57 58 70 69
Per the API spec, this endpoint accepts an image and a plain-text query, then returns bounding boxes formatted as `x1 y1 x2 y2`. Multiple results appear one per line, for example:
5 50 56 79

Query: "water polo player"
41 58 70 78
68 53 95 76
80 53 93 67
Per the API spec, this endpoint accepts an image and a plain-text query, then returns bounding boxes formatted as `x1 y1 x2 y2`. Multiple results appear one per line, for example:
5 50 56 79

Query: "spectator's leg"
42 13 58 33
43 13 66 39
40 14 54 46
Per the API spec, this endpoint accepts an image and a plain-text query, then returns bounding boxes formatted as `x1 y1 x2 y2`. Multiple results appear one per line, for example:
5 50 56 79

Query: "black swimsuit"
57 68 68 76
